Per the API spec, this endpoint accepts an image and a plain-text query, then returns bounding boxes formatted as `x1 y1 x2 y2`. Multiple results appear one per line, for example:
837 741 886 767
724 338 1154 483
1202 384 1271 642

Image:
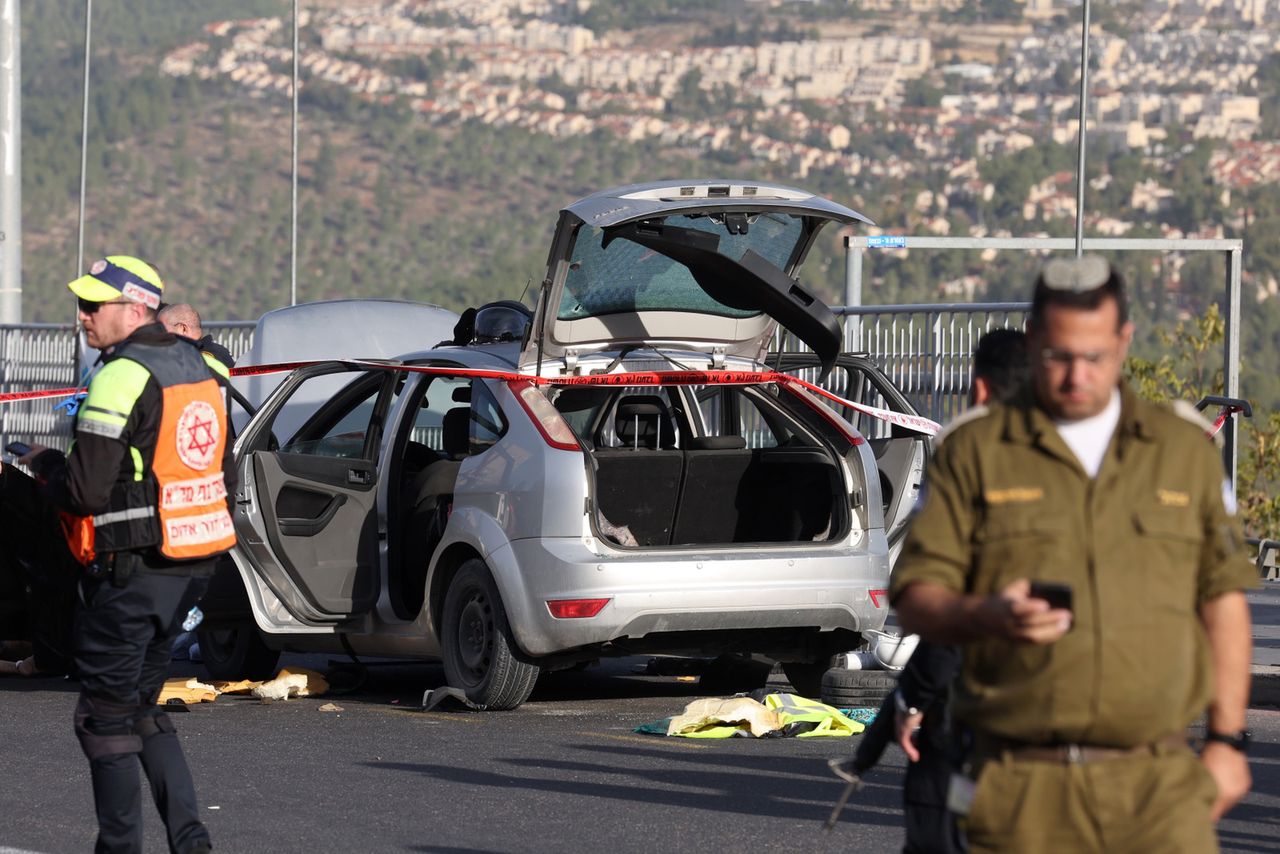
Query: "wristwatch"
1204 728 1252 753
893 689 921 718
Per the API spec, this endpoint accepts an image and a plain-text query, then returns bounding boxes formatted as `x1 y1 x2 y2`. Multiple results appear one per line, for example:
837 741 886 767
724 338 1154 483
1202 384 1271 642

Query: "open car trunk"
591 443 845 547
550 380 855 549
522 180 872 378
773 352 931 555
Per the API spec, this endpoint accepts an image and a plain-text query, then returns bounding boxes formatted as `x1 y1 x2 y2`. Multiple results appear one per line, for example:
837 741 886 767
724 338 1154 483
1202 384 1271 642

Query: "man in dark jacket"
159 302 236 376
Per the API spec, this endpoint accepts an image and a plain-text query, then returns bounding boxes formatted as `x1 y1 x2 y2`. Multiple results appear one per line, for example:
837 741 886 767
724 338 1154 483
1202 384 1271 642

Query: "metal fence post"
1225 245 1242 488
929 309 943 422
843 237 863 352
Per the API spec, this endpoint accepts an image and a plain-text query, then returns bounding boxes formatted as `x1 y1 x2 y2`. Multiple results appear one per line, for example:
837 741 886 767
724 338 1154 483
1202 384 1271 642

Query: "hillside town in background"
157 0 1280 301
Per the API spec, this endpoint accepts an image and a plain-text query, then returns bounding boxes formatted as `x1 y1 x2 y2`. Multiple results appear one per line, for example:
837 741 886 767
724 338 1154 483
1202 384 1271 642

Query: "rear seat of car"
592 397 683 546
592 398 837 546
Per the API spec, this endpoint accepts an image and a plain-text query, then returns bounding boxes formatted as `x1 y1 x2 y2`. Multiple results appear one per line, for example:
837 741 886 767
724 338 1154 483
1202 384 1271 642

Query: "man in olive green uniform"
890 255 1256 853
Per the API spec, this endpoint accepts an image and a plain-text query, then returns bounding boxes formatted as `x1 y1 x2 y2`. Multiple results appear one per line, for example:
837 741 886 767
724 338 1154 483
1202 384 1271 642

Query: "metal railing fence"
1249 538 1280 581
2 311 1026 450
839 303 1028 423
0 321 255 452
0 324 79 451
772 303 1028 423
843 234 1245 481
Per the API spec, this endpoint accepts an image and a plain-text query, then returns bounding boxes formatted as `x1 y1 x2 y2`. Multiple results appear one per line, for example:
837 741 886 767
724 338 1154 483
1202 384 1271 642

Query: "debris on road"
278 666 330 696
156 667 329 705
252 673 309 702
157 677 219 705
211 679 258 694
318 702 344 713
422 685 486 712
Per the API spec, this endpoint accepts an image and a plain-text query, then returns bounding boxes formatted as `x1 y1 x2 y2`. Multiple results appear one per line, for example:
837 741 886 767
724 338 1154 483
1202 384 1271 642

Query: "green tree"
1127 304 1280 537
903 77 943 109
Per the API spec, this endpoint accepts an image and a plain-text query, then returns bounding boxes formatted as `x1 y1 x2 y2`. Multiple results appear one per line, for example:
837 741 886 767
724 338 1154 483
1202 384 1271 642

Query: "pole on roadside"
290 0 299 307
76 0 92 283
0 0 21 324
74 0 93 375
843 236 863 351
1073 0 1091 258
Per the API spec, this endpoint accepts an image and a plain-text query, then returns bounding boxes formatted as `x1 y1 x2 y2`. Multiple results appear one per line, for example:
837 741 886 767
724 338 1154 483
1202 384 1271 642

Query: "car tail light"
510 381 581 451
869 589 888 609
546 598 610 619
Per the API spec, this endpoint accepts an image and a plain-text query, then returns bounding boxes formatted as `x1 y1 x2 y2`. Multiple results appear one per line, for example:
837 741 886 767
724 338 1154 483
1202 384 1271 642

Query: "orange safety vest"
62 338 236 564
152 377 236 559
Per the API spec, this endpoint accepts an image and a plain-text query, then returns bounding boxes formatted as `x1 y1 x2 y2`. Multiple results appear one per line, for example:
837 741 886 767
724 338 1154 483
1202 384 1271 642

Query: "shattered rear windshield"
558 212 804 321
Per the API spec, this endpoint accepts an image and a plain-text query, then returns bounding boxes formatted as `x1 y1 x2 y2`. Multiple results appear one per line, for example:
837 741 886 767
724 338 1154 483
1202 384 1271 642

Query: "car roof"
396 341 523 370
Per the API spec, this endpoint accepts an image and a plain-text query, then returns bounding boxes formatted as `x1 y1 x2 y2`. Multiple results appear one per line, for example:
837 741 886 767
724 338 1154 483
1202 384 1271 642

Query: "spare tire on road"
820 668 897 709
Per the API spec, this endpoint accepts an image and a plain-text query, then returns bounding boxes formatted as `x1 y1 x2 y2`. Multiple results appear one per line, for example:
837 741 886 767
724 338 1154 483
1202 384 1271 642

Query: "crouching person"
9 256 236 854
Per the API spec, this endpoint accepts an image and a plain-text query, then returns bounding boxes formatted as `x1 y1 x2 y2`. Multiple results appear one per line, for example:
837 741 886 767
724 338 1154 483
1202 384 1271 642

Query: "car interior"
396 404 469 617
555 385 844 548
388 375 511 619
773 354 929 546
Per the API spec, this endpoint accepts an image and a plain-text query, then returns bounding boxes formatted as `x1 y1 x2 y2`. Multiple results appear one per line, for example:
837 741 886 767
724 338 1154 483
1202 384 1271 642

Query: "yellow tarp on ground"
668 696 782 738
763 693 865 737
665 693 865 738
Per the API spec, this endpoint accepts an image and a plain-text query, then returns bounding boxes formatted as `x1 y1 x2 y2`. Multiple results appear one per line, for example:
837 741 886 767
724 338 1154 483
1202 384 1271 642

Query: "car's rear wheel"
820 668 897 709
198 623 280 681
440 559 539 710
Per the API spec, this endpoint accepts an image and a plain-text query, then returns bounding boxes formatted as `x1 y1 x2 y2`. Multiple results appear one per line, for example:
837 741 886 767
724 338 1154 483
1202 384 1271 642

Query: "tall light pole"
76 0 92 280
1073 0 1091 257
0 0 21 324
290 0 299 306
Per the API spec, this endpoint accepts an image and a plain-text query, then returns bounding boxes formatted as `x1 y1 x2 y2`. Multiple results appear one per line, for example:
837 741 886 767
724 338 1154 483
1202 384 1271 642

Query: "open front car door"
232 363 394 625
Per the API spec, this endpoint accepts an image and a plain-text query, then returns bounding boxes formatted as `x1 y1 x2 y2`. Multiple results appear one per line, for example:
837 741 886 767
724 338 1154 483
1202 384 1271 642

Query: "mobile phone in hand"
1029 580 1073 612
4 441 32 458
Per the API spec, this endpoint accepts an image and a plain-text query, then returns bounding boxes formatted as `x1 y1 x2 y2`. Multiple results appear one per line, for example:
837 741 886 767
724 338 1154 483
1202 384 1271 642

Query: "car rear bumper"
495 536 891 657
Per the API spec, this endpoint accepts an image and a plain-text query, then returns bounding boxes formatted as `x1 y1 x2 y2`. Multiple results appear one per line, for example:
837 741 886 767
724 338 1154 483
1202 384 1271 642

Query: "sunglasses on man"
77 298 132 315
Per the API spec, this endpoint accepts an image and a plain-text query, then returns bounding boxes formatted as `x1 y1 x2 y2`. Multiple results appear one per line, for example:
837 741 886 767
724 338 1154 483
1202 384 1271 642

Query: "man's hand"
894 707 925 763
1202 741 1250 820
976 578 1073 644
17 442 49 467
895 579 1072 644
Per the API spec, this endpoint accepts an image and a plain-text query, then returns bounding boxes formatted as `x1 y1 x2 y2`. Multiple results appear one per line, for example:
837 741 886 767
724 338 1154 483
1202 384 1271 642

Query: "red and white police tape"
0 359 943 437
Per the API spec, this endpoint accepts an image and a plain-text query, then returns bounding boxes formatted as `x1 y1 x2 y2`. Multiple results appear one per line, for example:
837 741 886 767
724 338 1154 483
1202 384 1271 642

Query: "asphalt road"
1 587 1279 854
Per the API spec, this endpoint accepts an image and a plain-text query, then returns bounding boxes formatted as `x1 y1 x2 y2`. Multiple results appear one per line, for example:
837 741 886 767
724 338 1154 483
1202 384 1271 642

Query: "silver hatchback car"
203 180 928 709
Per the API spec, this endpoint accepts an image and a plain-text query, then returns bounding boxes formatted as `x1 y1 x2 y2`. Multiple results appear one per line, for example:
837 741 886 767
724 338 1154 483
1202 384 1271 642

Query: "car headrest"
442 407 470 459
615 395 676 450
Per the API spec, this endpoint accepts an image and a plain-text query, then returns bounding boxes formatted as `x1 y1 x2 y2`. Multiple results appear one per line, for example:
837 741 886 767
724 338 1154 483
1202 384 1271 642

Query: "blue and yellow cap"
68 256 164 309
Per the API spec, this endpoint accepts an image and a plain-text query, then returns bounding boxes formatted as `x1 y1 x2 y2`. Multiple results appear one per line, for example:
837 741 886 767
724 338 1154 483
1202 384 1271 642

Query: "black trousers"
74 555 213 854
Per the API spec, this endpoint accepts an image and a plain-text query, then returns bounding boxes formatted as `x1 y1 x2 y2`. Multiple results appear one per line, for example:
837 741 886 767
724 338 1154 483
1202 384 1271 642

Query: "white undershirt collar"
1053 388 1121 478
